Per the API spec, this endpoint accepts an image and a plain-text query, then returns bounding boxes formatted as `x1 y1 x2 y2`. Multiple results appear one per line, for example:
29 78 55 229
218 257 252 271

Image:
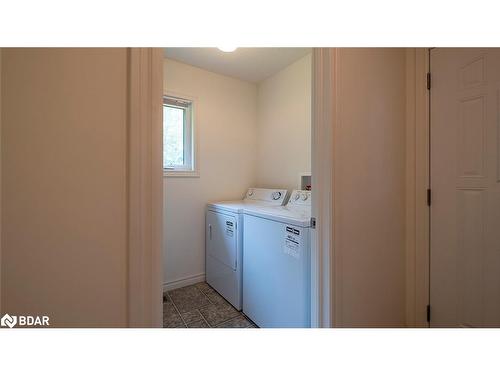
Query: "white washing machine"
206 188 288 310
242 189 312 327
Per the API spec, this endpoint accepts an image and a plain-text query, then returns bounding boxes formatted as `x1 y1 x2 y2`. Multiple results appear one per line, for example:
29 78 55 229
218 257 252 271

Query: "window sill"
163 169 200 178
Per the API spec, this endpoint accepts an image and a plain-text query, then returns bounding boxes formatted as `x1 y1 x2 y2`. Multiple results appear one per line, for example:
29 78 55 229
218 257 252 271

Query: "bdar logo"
1 314 18 328
0 313 49 328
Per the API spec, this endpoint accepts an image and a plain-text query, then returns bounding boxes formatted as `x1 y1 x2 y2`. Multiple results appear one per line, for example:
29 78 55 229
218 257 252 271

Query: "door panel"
430 48 500 327
206 210 237 270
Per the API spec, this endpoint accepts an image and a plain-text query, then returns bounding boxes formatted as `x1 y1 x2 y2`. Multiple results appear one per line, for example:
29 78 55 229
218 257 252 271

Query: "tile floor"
163 282 257 328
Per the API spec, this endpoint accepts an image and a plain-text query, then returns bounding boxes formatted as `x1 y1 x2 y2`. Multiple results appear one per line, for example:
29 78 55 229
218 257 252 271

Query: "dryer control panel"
244 188 288 205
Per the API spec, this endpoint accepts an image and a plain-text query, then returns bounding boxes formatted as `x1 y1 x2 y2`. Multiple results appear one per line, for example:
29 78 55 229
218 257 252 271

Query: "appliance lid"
207 188 289 213
243 205 311 227
207 200 288 214
207 200 246 213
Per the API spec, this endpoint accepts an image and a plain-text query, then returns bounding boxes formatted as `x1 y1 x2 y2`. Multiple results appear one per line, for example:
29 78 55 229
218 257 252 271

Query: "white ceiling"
164 48 311 83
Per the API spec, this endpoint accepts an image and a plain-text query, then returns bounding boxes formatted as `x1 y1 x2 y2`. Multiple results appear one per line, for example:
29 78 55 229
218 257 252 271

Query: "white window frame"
163 93 198 177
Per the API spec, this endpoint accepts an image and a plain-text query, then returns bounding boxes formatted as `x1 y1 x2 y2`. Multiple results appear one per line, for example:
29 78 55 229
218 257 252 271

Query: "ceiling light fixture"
218 46 237 53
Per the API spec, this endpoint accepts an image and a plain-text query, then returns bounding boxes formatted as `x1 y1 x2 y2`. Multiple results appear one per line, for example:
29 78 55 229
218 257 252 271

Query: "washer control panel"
287 190 312 206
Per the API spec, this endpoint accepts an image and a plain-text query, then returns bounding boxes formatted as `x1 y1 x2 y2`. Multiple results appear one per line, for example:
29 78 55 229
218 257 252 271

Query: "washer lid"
243 205 312 228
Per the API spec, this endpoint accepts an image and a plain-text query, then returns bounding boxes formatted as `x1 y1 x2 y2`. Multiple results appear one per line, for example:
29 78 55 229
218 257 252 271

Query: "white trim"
405 48 430 327
310 48 335 328
127 48 164 327
163 273 206 292
163 170 200 178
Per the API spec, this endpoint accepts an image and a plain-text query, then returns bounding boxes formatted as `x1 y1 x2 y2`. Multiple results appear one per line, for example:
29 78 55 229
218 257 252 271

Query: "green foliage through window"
163 105 185 168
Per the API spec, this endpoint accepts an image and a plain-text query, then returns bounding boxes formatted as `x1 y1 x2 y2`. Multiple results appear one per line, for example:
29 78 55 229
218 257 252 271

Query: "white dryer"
242 190 312 327
206 188 288 310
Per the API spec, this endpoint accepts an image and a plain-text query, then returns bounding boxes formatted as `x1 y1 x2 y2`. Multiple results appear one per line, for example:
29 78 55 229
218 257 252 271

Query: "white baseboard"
163 273 205 292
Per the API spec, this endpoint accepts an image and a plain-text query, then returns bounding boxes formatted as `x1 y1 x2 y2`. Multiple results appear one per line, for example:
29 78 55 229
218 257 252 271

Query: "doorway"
160 48 330 328
429 48 500 327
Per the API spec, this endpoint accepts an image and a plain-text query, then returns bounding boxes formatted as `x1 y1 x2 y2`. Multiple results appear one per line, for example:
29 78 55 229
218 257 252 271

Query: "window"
163 95 197 176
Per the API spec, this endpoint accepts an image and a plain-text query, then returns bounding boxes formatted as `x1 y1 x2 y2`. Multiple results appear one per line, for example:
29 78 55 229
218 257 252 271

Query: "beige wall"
163 58 258 288
335 48 406 327
256 54 311 191
1 49 128 327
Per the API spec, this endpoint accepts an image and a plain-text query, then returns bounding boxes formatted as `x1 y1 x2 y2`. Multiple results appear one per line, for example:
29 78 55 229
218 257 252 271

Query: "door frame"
127 48 164 327
311 48 336 327
405 48 431 327
144 48 335 328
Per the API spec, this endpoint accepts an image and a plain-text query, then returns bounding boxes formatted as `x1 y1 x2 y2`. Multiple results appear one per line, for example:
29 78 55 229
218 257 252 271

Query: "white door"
206 210 237 270
430 48 500 327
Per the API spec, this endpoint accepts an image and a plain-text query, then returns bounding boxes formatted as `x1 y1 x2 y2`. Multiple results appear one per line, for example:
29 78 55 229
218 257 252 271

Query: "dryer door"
206 210 237 270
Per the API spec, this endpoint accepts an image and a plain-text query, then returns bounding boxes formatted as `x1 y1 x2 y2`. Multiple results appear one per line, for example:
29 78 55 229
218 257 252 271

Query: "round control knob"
294 193 300 201
272 191 282 200
247 189 254 197
301 193 309 201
